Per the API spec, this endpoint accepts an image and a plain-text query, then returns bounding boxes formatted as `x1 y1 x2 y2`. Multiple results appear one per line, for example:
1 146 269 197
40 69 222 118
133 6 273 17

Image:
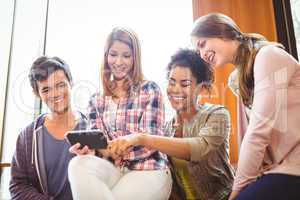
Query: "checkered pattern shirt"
88 81 168 170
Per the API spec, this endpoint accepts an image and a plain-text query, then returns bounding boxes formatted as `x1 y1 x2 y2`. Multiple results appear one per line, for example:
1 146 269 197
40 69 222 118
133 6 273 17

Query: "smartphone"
65 129 108 149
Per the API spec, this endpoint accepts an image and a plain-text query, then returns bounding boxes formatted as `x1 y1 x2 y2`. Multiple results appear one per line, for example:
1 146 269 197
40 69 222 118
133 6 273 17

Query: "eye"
181 80 192 87
40 87 50 94
57 82 67 88
41 89 49 94
168 79 176 86
123 53 132 59
108 52 117 57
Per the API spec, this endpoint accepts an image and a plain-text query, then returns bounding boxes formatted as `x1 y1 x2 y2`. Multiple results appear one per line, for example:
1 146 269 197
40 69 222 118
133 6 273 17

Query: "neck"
177 105 198 122
115 78 125 87
48 108 75 124
112 79 128 98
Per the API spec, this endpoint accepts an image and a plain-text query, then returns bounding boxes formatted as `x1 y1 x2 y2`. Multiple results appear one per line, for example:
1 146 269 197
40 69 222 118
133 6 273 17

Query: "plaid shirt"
88 81 168 170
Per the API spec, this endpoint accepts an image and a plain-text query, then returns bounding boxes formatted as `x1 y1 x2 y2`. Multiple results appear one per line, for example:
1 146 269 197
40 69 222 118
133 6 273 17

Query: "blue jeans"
236 173 300 200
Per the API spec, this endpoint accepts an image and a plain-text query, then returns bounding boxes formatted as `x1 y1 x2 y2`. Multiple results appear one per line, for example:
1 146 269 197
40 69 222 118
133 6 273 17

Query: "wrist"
94 149 102 157
138 133 147 146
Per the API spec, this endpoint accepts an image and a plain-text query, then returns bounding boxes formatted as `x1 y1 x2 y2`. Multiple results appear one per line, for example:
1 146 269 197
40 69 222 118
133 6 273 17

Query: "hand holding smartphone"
65 129 108 149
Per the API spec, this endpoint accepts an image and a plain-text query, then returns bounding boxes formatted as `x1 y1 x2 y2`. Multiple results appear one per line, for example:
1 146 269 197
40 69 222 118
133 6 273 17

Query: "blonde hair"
101 27 144 97
191 13 283 107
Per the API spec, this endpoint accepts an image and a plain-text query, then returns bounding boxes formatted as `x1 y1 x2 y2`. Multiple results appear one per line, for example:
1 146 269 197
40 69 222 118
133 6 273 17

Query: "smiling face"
192 36 239 68
36 70 72 115
107 40 134 81
167 66 200 112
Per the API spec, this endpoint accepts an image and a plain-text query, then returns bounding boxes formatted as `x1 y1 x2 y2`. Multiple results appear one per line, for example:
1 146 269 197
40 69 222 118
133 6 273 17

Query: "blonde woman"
68 27 172 200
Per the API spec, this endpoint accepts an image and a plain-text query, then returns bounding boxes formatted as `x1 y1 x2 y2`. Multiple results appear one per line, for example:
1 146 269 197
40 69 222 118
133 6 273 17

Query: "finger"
69 143 81 154
82 145 91 154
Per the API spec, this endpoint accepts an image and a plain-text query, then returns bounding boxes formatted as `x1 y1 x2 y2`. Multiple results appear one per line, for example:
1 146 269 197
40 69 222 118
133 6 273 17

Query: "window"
291 0 300 59
45 0 193 118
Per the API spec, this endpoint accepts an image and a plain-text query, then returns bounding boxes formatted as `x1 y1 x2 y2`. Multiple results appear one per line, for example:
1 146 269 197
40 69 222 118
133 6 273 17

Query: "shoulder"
140 80 162 93
201 104 230 122
19 121 35 139
76 112 89 129
255 45 297 70
254 45 298 81
89 92 102 102
257 45 287 57
88 92 104 106
202 104 229 115
17 114 45 143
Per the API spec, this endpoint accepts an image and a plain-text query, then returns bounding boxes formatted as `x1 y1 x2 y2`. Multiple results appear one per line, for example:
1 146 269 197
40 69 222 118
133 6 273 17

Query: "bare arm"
108 133 190 160
139 134 190 160
110 107 230 161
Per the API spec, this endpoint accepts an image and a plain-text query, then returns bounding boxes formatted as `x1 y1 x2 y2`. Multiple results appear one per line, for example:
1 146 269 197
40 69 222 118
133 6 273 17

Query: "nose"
49 86 64 99
115 56 123 66
50 89 61 99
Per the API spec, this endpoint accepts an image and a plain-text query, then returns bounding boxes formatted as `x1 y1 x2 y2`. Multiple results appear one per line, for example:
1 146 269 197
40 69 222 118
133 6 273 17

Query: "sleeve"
182 107 231 162
232 46 298 191
9 128 53 200
124 82 165 161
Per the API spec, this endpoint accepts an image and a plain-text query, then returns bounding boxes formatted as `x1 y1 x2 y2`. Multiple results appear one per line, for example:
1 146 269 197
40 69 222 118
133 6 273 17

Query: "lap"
69 155 121 188
112 168 172 200
236 173 300 200
69 156 172 200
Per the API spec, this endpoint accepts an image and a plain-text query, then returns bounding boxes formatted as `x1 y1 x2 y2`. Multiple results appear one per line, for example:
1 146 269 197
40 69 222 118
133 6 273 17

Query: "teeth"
54 98 63 103
206 51 215 64
171 96 185 100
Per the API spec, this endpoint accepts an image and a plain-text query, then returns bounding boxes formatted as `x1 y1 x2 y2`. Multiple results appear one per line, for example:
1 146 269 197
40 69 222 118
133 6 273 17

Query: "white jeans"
68 155 172 200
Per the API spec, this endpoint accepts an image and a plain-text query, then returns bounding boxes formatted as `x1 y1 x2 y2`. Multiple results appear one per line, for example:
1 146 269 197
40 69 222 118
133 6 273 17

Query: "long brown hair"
101 27 144 97
191 13 283 107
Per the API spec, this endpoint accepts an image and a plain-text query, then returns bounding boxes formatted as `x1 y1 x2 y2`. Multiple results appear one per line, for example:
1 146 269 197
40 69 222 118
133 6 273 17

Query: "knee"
68 155 92 177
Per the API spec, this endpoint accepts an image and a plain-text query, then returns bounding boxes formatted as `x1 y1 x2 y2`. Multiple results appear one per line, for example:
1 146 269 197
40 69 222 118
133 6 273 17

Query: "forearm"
10 185 52 200
139 134 190 160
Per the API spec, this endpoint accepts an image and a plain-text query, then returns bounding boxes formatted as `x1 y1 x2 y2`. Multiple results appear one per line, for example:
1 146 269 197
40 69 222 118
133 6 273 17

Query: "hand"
96 149 111 158
108 134 141 157
228 190 239 200
69 143 95 156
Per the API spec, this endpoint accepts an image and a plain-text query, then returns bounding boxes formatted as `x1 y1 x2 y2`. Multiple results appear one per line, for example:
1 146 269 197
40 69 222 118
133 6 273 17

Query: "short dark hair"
166 49 214 91
29 56 73 94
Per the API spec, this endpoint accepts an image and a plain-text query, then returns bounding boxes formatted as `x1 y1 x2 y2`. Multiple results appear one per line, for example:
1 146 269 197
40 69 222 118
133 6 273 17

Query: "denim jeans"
236 173 300 200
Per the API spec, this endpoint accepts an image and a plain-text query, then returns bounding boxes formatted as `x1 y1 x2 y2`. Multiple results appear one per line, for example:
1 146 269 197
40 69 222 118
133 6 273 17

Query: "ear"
33 89 41 98
195 83 205 95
